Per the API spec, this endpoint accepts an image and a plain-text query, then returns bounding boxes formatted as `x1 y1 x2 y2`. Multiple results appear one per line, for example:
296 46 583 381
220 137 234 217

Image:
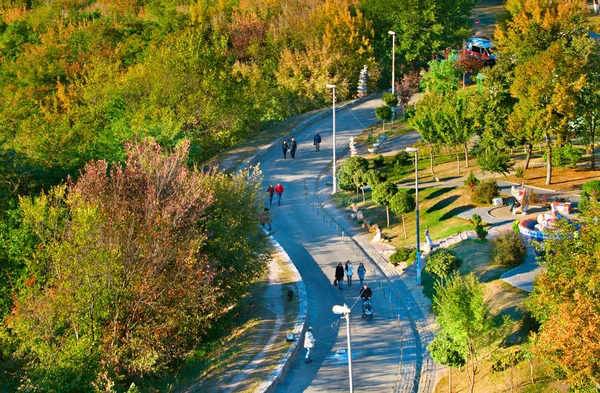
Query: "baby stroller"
362 298 374 319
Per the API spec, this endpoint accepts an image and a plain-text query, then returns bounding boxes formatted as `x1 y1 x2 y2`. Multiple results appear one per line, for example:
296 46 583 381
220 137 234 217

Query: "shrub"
471 214 482 226
512 220 520 234
543 144 585 168
475 224 488 240
425 248 461 283
472 179 499 204
373 154 385 167
491 230 527 266
515 167 525 181
580 180 600 212
384 151 410 168
394 151 410 166
464 170 480 192
404 106 416 121
390 247 417 266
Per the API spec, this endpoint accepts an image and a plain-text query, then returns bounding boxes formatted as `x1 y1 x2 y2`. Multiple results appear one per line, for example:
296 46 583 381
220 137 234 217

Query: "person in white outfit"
304 327 315 363
345 260 354 289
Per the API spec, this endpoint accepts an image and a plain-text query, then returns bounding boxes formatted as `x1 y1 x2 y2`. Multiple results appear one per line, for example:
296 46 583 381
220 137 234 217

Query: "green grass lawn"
333 185 475 249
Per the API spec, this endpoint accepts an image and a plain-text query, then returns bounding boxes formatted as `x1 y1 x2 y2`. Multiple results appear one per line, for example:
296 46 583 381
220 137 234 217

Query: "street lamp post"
326 84 337 194
332 304 353 393
388 31 396 95
406 147 421 285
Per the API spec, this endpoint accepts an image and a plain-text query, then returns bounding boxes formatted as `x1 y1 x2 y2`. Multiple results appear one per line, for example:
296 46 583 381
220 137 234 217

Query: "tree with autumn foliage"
509 41 588 185
526 202 600 391
3 139 269 391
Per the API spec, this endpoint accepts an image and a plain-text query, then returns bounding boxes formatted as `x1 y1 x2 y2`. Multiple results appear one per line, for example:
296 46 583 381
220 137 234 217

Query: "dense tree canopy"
1 139 269 390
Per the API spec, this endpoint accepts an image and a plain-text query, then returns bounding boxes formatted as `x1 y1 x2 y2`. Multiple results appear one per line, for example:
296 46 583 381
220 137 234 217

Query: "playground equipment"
510 184 530 215
518 202 577 241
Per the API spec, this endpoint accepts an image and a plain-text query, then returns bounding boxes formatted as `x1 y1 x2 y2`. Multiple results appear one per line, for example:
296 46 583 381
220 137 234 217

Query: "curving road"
255 96 435 393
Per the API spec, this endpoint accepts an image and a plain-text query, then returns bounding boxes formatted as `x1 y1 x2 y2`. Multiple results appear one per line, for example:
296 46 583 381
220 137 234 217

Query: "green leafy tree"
425 248 461 286
420 56 461 95
473 58 520 155
433 273 497 393
389 189 415 239
491 230 527 267
371 181 398 228
359 0 476 67
375 105 393 132
428 332 466 393
382 92 398 123
408 92 445 175
439 92 477 173
337 156 369 192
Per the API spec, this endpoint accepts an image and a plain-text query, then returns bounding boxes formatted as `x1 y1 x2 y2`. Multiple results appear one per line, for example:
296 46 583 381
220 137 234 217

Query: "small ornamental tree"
389 189 415 239
425 248 461 286
363 169 385 189
464 170 480 192
375 105 393 132
337 156 369 191
433 274 497 393
428 332 466 393
372 181 398 227
382 92 399 123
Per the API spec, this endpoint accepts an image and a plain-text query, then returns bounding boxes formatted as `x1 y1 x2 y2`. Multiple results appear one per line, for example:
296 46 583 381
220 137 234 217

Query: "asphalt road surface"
257 97 431 393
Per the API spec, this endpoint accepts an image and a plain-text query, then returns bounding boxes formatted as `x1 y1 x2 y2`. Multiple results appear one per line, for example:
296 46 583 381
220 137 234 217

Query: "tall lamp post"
388 31 396 95
406 147 421 285
332 304 353 393
326 84 337 194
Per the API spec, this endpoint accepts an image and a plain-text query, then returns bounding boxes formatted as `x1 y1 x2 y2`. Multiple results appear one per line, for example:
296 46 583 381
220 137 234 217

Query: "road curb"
257 235 308 393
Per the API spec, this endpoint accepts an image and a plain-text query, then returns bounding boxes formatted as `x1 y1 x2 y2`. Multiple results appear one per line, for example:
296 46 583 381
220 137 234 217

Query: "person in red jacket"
275 182 284 206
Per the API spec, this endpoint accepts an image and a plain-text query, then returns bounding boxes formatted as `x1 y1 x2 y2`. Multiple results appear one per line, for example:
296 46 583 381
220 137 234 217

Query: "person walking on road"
275 182 284 206
345 260 354 289
282 140 289 160
290 137 297 159
360 283 372 301
357 262 366 288
335 262 345 290
266 184 275 205
313 133 321 151
304 327 315 363
260 208 272 230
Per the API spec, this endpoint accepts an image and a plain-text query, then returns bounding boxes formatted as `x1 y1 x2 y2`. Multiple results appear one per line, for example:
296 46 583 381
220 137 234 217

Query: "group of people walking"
281 133 322 160
304 261 372 363
334 261 367 290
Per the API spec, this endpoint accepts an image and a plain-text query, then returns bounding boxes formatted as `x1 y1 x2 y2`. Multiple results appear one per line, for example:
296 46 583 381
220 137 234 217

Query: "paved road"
255 97 434 393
